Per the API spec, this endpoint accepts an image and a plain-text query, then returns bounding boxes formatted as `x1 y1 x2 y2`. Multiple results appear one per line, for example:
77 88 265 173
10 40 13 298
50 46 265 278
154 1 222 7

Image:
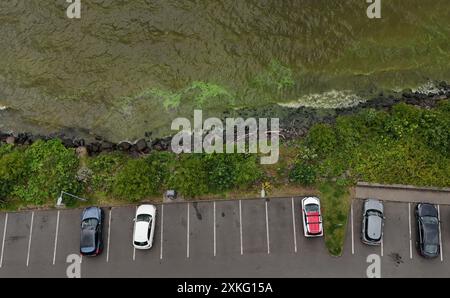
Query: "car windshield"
134 241 148 247
424 244 438 254
305 204 319 213
421 216 438 225
81 218 98 229
136 214 152 222
367 210 382 217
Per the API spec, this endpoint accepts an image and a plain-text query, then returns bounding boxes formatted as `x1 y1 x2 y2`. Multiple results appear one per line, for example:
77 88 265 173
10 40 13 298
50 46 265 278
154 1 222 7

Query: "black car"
80 207 104 256
415 203 440 258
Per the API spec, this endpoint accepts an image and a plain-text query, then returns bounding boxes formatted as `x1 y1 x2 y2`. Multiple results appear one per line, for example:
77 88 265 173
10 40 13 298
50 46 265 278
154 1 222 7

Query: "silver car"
361 199 384 245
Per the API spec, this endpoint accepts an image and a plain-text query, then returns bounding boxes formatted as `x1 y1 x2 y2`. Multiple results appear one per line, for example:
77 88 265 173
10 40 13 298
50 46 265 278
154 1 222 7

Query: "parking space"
350 200 382 258
56 210 81 265
162 203 187 261
215 200 240 257
440 205 450 265
107 206 134 264
267 198 296 255
28 211 57 266
293 197 328 256
2 212 31 268
189 202 214 259
133 205 161 264
241 199 267 255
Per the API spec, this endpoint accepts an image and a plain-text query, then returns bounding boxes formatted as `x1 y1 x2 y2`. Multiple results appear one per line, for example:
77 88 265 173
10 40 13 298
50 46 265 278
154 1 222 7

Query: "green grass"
319 181 351 256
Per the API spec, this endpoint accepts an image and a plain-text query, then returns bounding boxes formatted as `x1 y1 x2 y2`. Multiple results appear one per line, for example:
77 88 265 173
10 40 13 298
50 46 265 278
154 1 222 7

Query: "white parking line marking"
52 211 59 265
213 201 216 257
160 204 164 260
438 205 443 262
239 200 243 255
133 206 137 261
106 209 112 262
0 213 8 268
26 212 34 267
381 237 384 257
187 203 190 259
409 203 413 259
351 202 354 255
291 198 298 253
265 200 270 255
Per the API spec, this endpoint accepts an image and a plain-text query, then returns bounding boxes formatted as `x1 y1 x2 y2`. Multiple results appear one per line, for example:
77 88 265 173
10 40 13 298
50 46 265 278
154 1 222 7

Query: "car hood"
134 222 150 242
82 207 100 221
367 215 382 240
418 204 437 217
364 200 383 213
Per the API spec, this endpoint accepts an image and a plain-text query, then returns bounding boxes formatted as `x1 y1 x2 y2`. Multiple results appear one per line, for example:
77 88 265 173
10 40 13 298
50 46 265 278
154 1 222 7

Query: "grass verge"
319 181 352 256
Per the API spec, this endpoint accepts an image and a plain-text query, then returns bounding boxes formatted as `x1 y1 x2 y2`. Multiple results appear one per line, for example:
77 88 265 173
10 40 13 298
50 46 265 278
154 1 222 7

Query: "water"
0 0 449 142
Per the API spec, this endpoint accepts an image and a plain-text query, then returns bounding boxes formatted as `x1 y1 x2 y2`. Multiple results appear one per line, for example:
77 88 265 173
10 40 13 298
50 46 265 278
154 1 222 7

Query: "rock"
135 139 147 152
91 142 101 153
61 138 75 148
76 146 88 159
5 136 15 145
438 81 448 89
118 141 132 151
73 138 85 147
100 141 114 151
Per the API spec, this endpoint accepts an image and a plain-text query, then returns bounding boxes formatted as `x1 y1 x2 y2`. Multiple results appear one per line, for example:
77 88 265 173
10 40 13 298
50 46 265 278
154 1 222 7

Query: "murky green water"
0 0 449 141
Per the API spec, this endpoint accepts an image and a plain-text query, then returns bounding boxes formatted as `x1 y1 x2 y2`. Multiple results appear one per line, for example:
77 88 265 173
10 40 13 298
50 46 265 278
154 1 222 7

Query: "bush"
0 149 28 204
289 162 317 186
168 155 208 198
112 158 162 201
305 124 337 157
88 152 128 193
13 140 81 205
203 153 262 193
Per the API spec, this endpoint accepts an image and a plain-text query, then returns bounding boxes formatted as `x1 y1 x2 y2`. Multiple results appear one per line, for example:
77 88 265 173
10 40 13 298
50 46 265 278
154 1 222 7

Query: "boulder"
5 136 15 145
118 141 132 151
135 139 147 152
100 141 114 151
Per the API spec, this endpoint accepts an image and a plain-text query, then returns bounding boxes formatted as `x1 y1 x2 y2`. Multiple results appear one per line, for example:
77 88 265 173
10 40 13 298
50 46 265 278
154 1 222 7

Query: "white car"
133 204 156 249
301 197 323 237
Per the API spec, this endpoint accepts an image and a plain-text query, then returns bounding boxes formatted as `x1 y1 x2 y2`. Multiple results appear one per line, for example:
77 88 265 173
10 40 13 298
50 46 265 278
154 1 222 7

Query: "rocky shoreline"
1 81 449 156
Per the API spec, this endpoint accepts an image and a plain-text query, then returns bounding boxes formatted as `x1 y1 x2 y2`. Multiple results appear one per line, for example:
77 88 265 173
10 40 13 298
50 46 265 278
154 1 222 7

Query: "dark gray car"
361 199 384 245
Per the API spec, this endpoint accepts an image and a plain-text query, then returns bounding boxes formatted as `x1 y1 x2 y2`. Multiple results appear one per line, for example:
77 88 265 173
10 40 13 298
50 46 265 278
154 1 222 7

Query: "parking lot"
0 197 450 277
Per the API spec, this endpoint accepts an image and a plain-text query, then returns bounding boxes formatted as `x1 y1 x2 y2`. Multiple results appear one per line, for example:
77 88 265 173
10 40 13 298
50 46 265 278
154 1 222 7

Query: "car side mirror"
133 218 136 222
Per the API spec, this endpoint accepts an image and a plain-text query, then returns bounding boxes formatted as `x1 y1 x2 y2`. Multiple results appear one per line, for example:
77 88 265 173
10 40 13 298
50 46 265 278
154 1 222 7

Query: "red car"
301 197 323 237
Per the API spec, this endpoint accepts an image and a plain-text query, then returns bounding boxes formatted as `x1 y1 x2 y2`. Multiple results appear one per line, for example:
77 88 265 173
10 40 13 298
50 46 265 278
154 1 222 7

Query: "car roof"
80 228 96 250
134 221 150 242
423 224 439 245
366 215 382 240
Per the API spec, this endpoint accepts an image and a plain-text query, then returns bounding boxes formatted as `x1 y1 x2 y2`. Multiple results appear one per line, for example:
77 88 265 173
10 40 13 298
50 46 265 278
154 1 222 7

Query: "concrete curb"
356 182 450 193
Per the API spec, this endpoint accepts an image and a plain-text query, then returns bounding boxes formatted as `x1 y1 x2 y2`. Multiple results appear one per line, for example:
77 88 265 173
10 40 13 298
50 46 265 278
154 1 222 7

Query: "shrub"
112 158 159 201
168 155 208 198
0 149 28 204
289 162 317 186
88 152 128 193
203 153 262 193
13 140 81 205
305 124 337 157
